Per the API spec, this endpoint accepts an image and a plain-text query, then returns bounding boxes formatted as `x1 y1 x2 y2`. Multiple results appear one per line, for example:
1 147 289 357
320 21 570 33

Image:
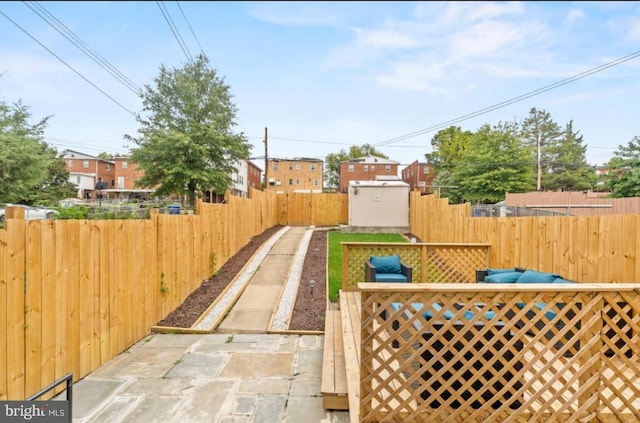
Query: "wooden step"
321 309 349 410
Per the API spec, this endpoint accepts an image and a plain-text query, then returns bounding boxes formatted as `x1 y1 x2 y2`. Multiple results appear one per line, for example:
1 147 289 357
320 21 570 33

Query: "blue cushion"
370 255 402 274
391 302 496 321
487 268 516 275
553 277 573 283
516 301 558 321
516 270 561 283
374 273 408 282
483 271 522 283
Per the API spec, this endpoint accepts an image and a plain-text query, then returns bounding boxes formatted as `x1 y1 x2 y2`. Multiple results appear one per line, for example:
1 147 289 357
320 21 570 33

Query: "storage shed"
346 180 410 233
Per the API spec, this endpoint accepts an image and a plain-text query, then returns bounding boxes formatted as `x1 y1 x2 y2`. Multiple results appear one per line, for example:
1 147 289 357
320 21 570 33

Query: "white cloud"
565 8 585 24
355 27 419 49
246 2 343 26
373 57 448 94
434 1 526 26
626 17 640 41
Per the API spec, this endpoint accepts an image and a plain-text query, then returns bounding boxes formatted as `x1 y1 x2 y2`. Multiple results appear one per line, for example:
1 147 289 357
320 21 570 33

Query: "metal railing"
27 372 73 418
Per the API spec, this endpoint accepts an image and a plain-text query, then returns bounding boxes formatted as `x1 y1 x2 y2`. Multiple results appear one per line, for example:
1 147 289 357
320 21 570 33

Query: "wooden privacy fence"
276 192 348 226
358 282 640 422
410 192 640 283
341 242 490 289
0 189 278 400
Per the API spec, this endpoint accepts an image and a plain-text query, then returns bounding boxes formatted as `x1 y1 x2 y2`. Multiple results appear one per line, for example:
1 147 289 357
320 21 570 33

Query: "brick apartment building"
265 157 323 193
401 160 436 193
62 150 116 200
338 156 400 193
247 161 263 194
63 149 262 202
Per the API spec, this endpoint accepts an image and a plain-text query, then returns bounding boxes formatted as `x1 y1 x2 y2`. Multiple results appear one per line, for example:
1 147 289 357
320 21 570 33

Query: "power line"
0 10 136 117
374 48 640 147
22 1 142 95
175 1 204 55
156 1 192 61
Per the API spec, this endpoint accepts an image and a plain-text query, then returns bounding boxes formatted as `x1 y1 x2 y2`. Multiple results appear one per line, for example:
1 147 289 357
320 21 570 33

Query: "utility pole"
263 127 268 189
536 130 542 191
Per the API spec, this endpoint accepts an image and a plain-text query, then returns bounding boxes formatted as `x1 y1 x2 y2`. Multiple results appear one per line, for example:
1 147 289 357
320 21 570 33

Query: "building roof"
341 155 399 165
349 180 409 188
269 157 323 163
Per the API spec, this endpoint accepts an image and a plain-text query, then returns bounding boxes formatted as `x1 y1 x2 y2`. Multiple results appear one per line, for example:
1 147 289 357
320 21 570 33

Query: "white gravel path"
193 225 292 330
270 227 314 331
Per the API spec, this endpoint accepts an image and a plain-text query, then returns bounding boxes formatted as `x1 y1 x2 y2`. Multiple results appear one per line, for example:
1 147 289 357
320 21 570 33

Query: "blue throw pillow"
483 271 522 283
553 277 573 283
487 268 516 275
516 270 561 283
370 255 402 274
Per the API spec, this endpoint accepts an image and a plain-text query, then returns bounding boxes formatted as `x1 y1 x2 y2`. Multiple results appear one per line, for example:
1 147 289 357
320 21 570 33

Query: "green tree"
127 54 251 206
324 144 388 189
605 136 640 197
453 122 534 203
37 145 78 204
520 108 562 191
542 121 596 191
0 100 56 204
97 152 115 160
425 126 473 168
425 126 474 202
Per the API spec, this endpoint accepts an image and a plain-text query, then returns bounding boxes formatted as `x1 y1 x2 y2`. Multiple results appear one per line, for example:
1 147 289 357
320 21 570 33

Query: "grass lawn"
327 231 408 302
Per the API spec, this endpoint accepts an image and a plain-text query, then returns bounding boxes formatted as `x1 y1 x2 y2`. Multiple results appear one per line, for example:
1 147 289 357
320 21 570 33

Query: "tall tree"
127 54 251 206
324 144 388 189
425 126 474 201
425 126 473 168
542 121 596 191
453 122 535 203
520 108 562 191
605 136 640 197
0 100 57 204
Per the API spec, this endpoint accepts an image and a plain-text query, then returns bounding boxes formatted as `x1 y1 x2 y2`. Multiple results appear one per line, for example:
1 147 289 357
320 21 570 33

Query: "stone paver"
71 334 349 423
69 226 351 423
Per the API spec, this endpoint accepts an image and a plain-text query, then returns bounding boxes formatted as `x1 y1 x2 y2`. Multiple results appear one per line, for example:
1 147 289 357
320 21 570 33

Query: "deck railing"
357 282 640 422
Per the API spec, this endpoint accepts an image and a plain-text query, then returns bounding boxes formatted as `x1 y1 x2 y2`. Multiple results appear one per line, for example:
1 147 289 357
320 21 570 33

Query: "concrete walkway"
217 226 307 333
68 226 349 423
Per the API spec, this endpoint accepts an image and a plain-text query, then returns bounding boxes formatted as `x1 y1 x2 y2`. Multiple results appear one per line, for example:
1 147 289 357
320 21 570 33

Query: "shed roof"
349 180 409 188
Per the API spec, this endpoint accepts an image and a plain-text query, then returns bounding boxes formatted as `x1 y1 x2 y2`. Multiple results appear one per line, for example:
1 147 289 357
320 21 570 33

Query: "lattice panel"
358 287 640 422
342 243 489 289
342 244 422 289
425 246 488 283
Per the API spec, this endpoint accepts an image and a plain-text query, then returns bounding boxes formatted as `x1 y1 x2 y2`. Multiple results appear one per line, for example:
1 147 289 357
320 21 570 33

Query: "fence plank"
25 221 42 398
7 219 26 399
0 229 7 400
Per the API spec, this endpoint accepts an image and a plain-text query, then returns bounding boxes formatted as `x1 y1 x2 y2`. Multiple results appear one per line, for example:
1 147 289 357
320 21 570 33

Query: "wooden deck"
322 285 640 422
321 291 361 422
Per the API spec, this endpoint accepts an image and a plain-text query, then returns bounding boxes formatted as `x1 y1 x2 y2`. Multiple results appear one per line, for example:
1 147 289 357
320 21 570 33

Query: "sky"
1 1 639 173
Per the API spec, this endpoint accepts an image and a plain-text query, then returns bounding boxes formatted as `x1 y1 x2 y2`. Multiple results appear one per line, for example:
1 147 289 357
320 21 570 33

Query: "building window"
122 161 128 169
364 165 368 172
289 163 293 170
348 164 354 172
105 164 110 170
423 166 430 174
314 180 319 186
68 160 73 167
83 160 89 168
288 179 293 185
385 165 391 173
273 163 279 171
371 165 375 171
296 179 300 185
310 164 316 171
295 163 300 170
